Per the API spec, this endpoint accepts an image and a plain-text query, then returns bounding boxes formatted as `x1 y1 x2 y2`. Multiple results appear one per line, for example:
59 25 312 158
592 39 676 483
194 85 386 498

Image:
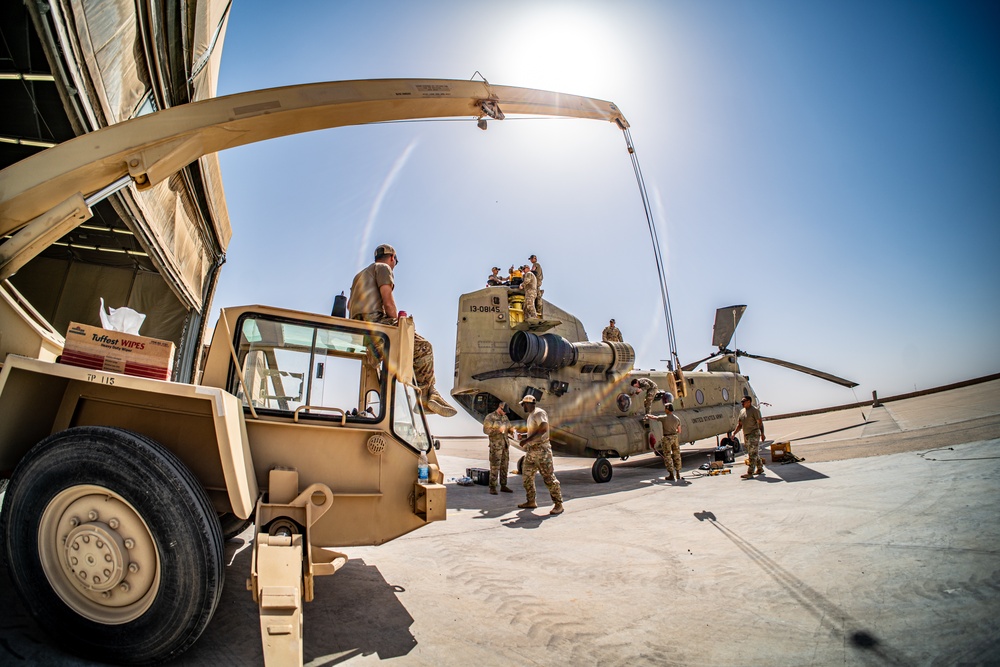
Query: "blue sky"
214 0 1000 434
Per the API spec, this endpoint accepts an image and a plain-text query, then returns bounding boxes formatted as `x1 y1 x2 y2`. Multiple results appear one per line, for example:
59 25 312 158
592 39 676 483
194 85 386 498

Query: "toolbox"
466 467 491 486
771 442 791 463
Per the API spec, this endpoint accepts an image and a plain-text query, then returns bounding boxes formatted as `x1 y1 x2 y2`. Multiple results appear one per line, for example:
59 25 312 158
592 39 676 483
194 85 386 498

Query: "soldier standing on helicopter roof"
528 254 543 316
602 319 623 342
483 402 514 495
631 377 659 415
515 395 564 515
521 265 538 319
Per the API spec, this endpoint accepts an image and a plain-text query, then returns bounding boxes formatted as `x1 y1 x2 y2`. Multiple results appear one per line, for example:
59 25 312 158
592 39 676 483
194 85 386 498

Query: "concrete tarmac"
2 380 998 666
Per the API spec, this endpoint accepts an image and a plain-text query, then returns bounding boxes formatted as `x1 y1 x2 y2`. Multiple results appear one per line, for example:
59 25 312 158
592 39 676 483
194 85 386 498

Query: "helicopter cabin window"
231 313 387 423
695 389 705 405
722 388 730 401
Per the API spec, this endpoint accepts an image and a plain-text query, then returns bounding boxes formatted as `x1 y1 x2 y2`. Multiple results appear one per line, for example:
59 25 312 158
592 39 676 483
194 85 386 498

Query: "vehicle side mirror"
434 439 441 451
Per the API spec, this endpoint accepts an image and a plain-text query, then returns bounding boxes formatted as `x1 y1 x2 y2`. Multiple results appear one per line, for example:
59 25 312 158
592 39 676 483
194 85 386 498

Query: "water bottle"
418 450 429 484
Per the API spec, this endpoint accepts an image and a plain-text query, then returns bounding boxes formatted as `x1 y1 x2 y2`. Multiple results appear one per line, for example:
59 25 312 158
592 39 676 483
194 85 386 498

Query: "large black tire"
0 426 224 665
592 457 613 483
218 512 255 541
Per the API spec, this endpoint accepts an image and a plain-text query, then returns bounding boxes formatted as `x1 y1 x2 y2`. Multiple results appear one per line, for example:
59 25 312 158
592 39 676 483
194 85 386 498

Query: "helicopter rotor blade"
712 305 747 349
737 351 858 388
680 352 722 372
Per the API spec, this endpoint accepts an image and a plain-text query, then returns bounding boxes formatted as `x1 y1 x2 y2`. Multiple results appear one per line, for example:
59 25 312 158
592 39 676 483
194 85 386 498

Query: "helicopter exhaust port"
509 331 634 375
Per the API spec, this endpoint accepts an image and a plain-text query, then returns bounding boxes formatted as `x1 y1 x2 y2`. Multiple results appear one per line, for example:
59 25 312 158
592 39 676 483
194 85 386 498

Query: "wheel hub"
64 522 127 592
39 485 160 622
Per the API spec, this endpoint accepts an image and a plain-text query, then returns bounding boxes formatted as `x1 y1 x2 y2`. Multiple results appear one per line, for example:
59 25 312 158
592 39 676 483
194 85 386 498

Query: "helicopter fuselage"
452 287 757 461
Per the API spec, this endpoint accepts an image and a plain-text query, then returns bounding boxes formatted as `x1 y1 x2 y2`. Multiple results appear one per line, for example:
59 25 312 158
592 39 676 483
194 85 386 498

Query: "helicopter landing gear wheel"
592 457 613 483
517 455 525 476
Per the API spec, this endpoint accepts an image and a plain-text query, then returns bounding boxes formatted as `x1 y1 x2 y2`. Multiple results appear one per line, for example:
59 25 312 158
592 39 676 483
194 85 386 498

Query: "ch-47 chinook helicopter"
451 298 857 482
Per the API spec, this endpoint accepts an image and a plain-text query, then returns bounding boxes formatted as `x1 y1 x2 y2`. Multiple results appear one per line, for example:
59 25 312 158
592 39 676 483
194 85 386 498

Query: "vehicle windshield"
231 313 387 422
393 381 431 452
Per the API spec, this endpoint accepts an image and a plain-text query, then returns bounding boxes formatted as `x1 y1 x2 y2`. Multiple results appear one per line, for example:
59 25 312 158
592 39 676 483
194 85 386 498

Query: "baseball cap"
519 394 536 404
375 244 397 262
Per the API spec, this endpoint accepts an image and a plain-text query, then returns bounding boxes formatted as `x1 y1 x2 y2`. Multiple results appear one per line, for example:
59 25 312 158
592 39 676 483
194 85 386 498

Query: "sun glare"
502 7 625 96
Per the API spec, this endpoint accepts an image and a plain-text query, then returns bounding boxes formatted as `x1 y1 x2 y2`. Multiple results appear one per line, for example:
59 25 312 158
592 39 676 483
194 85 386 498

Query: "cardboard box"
61 322 175 381
771 441 791 463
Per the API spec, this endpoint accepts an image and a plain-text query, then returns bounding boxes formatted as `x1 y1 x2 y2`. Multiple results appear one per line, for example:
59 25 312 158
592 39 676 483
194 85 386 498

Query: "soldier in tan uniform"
602 319 623 342
528 254 543 316
647 402 683 482
734 396 765 478
347 244 456 417
631 377 659 415
515 395 563 515
482 402 514 495
521 265 538 319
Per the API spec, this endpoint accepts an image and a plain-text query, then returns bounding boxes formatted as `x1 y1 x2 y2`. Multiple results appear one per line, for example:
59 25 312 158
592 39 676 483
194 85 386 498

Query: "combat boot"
422 386 457 417
549 503 564 515
517 501 537 509
489 488 498 495
740 470 754 479
500 486 513 493
755 467 765 476
664 472 674 481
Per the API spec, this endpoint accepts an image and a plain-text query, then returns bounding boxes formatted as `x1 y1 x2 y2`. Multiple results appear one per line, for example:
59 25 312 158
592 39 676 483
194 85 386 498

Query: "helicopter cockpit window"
231 313 387 423
695 389 705 405
392 381 432 452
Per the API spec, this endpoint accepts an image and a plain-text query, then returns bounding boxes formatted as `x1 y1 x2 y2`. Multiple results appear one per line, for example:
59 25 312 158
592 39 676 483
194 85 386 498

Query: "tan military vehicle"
0 79 627 665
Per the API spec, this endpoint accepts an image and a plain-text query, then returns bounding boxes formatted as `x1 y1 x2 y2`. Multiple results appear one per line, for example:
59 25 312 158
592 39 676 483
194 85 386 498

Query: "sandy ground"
1 380 998 666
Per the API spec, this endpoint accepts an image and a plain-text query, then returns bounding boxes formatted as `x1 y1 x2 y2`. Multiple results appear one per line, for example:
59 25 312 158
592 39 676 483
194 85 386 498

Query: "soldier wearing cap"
487 267 506 286
734 396 765 479
347 244 456 417
647 401 684 483
483 402 514 495
515 394 564 515
520 264 538 319
630 377 659 416
602 319 623 343
528 254 543 316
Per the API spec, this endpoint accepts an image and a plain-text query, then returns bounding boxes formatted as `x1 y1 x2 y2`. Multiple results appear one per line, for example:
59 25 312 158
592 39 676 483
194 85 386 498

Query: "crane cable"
621 127 679 370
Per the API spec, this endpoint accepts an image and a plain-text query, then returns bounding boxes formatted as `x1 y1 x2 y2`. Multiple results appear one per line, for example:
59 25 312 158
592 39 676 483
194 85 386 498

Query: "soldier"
734 396 766 479
347 243 456 417
647 402 683 482
521 264 538 319
487 266 506 286
528 254 543 316
483 402 514 495
630 377 659 415
602 319 623 342
515 394 564 515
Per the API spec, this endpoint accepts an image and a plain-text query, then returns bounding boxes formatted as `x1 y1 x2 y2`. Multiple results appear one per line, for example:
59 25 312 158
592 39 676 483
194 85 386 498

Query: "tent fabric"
57 0 233 316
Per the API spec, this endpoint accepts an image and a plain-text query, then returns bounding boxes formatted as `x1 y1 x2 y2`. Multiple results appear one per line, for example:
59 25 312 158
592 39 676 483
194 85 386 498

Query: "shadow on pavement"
173 536 417 666
695 510 912 666
765 462 830 482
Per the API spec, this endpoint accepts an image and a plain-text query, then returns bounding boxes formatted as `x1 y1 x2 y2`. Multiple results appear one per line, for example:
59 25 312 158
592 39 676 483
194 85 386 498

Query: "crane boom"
0 78 628 236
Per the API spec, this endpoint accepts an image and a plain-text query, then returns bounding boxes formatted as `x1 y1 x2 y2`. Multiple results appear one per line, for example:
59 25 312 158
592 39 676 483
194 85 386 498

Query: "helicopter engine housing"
509 331 634 375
